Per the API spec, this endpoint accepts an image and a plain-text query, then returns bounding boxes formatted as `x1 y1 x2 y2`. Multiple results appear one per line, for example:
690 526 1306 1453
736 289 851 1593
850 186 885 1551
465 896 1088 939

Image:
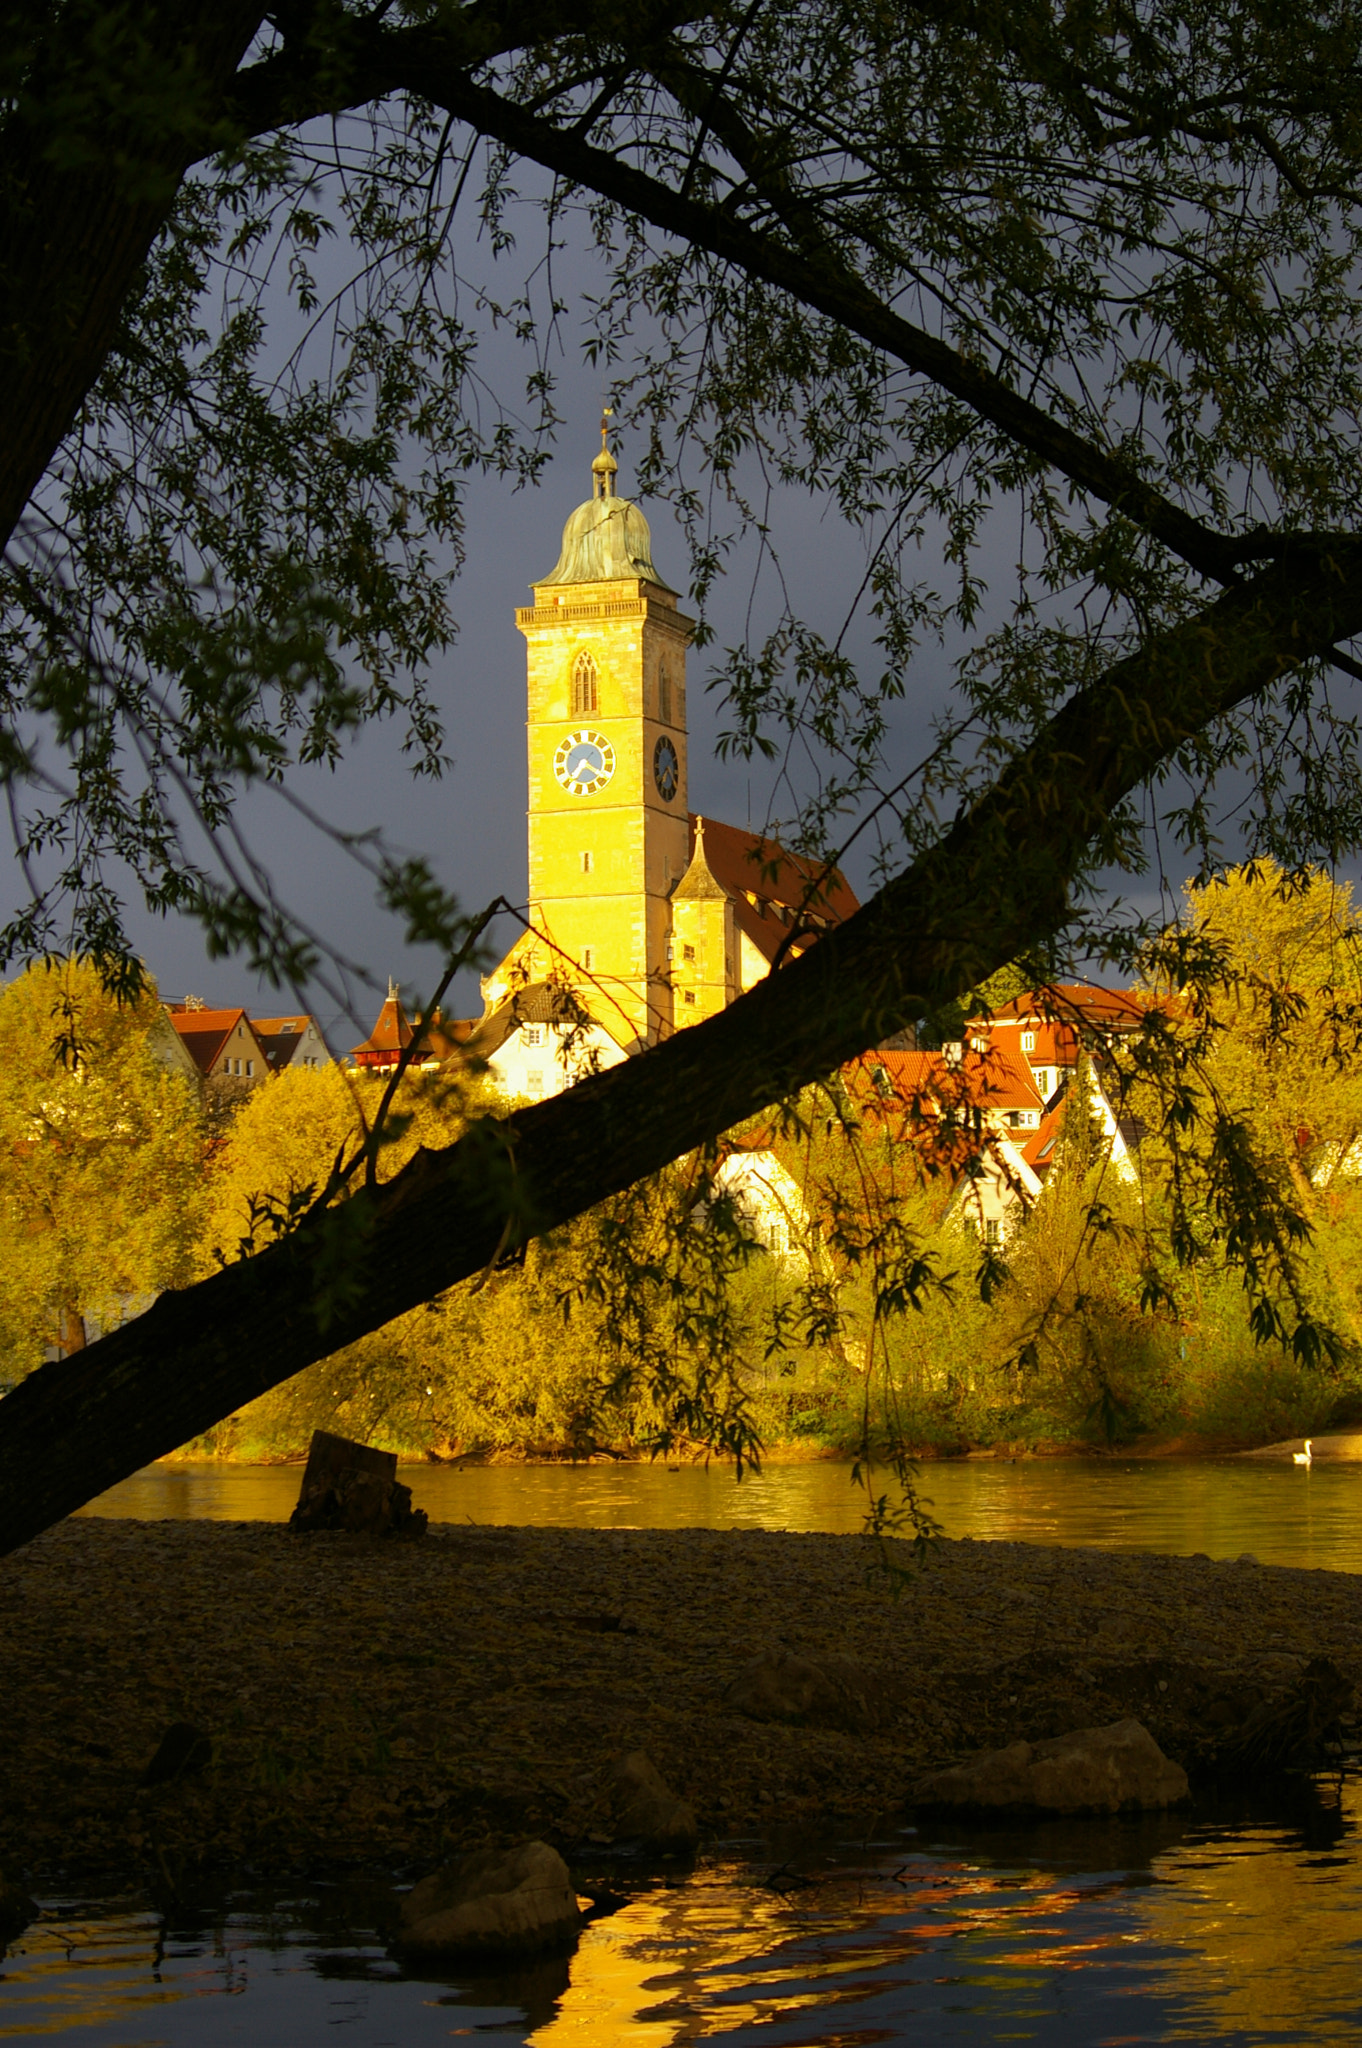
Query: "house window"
523 1026 543 1048
658 663 671 723
1021 1031 1036 1052
984 1217 1001 1245
684 990 696 1005
571 651 598 715
683 943 696 962
1007 1110 1022 1128
581 850 593 873
246 1059 254 1076
526 1070 544 1094
770 1222 788 1252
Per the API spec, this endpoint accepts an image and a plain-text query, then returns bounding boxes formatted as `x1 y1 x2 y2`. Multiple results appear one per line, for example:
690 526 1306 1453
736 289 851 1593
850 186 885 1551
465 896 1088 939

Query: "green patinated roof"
536 435 673 589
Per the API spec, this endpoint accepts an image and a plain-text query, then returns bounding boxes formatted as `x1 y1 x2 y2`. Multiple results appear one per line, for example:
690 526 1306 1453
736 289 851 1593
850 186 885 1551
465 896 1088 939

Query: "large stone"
290 1429 427 1538
397 1840 580 1956
725 1649 880 1732
608 1749 699 1852
911 1717 1189 1815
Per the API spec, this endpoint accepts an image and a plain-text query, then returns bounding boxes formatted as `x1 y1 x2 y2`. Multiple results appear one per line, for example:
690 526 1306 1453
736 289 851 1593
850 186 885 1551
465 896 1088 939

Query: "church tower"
502 420 694 1045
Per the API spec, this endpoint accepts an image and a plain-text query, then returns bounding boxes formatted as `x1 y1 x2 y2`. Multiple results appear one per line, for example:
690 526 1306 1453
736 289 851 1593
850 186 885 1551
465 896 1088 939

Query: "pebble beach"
2 1517 1360 1884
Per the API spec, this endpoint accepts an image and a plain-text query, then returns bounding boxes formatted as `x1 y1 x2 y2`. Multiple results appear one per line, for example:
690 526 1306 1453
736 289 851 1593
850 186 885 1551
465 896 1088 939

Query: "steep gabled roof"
166 1006 259 1078
691 814 859 965
254 1013 329 1069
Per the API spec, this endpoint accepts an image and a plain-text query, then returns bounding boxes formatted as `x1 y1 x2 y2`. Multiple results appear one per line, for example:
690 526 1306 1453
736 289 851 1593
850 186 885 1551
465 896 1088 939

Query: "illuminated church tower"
486 417 694 1046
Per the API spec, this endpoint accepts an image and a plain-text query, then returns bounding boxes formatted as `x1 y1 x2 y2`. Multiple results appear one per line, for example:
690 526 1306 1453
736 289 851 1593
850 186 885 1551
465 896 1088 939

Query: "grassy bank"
2 1519 1358 1887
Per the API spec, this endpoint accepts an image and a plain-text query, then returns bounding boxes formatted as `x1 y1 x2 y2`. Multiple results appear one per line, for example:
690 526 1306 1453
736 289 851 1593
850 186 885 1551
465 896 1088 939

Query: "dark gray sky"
107 386 956 1054
12 146 1273 1053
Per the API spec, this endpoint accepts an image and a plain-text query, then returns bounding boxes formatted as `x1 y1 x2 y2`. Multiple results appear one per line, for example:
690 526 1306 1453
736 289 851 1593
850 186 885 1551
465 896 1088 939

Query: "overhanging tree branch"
1 542 1358 1554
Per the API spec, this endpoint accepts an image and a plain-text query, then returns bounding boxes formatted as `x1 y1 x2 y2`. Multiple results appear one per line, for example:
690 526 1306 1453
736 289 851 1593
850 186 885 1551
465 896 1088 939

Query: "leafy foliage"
0 959 205 1379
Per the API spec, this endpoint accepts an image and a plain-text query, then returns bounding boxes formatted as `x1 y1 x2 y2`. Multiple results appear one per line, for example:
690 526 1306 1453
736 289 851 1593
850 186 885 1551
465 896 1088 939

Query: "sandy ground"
2 1518 1360 1886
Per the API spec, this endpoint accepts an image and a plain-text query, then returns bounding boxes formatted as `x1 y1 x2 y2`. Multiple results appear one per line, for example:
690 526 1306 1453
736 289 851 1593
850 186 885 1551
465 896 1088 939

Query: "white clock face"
554 729 616 796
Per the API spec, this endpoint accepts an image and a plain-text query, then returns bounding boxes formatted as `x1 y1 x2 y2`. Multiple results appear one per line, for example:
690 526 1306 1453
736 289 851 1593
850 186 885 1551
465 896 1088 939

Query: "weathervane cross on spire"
591 406 618 499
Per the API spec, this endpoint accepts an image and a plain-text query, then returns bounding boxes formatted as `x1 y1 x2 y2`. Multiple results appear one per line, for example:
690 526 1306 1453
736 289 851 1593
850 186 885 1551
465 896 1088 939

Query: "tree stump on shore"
289 1430 427 1538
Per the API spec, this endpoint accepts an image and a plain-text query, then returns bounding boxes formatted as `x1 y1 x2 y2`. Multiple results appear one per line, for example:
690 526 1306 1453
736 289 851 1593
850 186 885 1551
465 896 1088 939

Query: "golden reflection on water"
4 1784 1360 2043
531 1783 1362 2046
531 1863 1134 2045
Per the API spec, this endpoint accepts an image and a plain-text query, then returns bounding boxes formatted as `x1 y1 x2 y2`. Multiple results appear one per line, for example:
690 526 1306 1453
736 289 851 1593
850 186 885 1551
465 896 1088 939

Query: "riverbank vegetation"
4 863 1362 1463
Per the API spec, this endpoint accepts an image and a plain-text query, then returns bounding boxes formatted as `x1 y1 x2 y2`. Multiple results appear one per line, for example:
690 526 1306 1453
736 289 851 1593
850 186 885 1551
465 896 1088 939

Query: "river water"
6 1454 1355 2041
4 1782 1360 2044
81 1451 1362 1574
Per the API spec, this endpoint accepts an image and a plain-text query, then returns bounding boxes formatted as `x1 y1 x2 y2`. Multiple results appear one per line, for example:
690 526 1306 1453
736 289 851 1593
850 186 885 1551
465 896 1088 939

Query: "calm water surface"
3 1783 1359 2044
81 1454 1362 1574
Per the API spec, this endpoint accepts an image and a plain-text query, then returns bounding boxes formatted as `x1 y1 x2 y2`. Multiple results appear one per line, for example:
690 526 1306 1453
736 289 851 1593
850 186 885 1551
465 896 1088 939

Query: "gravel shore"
2 1518 1359 1884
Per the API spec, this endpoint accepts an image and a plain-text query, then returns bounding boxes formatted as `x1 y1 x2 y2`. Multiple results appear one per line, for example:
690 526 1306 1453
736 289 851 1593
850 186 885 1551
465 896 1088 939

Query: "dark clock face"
554 728 616 796
653 734 679 802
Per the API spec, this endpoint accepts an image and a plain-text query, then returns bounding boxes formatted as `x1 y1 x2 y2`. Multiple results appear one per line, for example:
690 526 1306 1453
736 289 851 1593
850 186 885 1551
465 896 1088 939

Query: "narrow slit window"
581 850 593 873
658 664 672 723
572 652 598 715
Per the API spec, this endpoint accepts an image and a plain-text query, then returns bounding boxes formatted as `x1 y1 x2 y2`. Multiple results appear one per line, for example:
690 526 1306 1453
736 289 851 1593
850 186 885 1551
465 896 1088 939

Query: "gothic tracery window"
572 651 598 715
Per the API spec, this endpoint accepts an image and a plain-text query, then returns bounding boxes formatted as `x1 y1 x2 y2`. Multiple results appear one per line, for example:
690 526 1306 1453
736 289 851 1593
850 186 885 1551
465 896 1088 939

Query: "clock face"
653 734 679 802
554 728 616 797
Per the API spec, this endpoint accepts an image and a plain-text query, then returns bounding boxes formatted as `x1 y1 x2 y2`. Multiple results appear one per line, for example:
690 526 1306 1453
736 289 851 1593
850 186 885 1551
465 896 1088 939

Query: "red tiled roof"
850 1046 1044 1115
691 814 859 966
969 983 1146 1029
1021 1099 1068 1173
352 994 475 1067
167 1007 252 1077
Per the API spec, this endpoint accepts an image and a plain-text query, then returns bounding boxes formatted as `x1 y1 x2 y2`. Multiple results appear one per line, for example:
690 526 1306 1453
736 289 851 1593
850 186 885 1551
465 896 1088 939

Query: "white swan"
1293 1439 1313 1466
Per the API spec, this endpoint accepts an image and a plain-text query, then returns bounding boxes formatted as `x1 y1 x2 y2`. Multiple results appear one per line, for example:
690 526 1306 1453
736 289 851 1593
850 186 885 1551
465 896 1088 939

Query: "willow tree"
4 0 1362 1549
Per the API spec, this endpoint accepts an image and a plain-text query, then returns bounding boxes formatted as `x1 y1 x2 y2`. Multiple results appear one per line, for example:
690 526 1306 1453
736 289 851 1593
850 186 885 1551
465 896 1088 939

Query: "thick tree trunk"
0 0 265 551
1 549 1358 1555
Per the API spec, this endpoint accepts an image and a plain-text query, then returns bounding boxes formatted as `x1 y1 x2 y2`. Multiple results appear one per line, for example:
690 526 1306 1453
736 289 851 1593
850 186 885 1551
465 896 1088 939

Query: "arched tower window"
572 651 598 715
658 662 672 724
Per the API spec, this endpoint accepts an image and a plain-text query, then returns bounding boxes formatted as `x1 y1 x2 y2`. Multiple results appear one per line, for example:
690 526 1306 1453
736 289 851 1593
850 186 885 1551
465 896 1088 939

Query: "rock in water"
725 1649 880 1732
608 1750 699 1852
397 1840 580 1956
289 1429 428 1538
912 1717 1188 1814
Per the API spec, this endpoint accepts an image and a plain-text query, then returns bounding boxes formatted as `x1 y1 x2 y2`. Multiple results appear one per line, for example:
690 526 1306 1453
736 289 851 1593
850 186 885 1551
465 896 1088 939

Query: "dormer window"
1021 1030 1036 1053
